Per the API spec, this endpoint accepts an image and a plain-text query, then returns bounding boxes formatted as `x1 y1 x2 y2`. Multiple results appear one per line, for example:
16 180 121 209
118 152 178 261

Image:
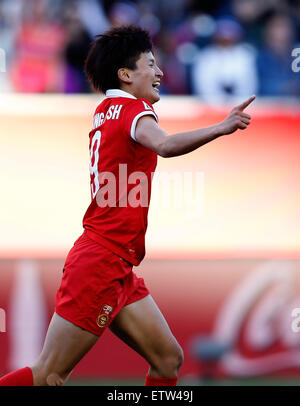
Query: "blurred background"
0 0 300 97
0 0 300 386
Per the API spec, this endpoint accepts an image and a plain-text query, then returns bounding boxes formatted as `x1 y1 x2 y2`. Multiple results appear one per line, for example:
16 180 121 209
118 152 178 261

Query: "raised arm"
135 95 256 158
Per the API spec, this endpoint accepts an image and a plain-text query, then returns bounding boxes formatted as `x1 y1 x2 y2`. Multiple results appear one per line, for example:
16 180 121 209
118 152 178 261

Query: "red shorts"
55 231 149 336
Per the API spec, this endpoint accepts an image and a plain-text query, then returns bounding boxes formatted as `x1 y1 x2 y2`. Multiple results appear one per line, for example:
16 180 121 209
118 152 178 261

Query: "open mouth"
152 82 160 90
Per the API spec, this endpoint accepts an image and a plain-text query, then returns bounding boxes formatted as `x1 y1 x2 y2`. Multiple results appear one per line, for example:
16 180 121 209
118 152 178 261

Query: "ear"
118 68 132 85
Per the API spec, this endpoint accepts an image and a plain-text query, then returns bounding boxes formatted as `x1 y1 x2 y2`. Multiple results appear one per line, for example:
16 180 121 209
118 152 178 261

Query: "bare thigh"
31 312 99 385
109 295 183 376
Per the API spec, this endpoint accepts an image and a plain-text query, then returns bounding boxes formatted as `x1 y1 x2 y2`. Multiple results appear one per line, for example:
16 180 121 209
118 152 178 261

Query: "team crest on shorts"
97 304 114 328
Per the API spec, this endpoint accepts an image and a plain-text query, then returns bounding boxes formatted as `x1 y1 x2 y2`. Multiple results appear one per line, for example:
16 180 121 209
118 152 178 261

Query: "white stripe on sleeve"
130 111 158 142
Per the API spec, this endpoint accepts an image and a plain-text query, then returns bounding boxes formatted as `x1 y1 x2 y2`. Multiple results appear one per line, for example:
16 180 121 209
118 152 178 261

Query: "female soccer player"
0 25 254 386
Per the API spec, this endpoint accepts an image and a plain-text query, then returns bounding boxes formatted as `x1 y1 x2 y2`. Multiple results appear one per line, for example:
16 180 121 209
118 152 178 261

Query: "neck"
120 85 137 98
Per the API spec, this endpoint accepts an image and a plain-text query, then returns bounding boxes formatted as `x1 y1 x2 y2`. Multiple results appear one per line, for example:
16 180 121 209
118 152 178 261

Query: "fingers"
241 119 250 126
236 113 251 130
236 95 256 111
236 111 251 125
223 104 253 134
237 121 248 130
241 115 251 123
240 112 251 120
239 113 251 128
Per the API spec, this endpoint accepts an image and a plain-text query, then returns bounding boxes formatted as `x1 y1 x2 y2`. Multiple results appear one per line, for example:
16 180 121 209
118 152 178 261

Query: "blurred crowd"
0 0 300 100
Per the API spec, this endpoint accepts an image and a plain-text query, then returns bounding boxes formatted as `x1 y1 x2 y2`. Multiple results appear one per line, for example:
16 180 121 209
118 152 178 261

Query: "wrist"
213 123 225 137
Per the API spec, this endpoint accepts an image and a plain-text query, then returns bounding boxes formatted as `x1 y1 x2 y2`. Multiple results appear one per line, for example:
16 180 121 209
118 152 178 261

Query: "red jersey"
83 89 158 266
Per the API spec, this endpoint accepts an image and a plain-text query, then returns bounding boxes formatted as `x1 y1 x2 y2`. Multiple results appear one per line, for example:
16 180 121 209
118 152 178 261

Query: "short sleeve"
124 99 158 142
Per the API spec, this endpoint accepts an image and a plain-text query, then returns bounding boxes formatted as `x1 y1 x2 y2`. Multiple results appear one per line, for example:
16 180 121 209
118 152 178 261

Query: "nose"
156 65 164 78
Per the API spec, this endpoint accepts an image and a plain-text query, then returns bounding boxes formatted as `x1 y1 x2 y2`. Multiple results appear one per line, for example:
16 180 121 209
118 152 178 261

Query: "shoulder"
124 98 158 119
123 99 158 142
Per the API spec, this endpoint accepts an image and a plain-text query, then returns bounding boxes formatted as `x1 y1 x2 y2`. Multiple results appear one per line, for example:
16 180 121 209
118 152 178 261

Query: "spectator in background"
108 1 140 26
62 1 92 93
76 0 109 38
136 1 161 37
2 0 300 96
289 0 300 38
191 18 258 104
256 13 300 97
155 29 189 94
10 0 66 93
231 0 278 46
0 0 23 91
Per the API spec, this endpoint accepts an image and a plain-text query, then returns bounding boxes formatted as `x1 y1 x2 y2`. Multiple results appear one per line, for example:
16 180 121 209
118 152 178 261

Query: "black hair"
84 25 153 93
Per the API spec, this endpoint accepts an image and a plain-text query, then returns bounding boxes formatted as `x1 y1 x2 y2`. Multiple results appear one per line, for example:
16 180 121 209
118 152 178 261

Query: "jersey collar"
105 89 137 99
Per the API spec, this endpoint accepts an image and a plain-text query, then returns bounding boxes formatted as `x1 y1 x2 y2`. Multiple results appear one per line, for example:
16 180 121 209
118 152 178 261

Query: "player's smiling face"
120 51 164 104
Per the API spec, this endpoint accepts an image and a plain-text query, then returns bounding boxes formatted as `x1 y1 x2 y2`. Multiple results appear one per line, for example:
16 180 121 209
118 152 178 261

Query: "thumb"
236 95 256 111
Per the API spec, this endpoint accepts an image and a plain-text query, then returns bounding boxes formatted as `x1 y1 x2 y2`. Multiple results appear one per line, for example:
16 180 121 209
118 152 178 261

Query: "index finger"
237 95 256 111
